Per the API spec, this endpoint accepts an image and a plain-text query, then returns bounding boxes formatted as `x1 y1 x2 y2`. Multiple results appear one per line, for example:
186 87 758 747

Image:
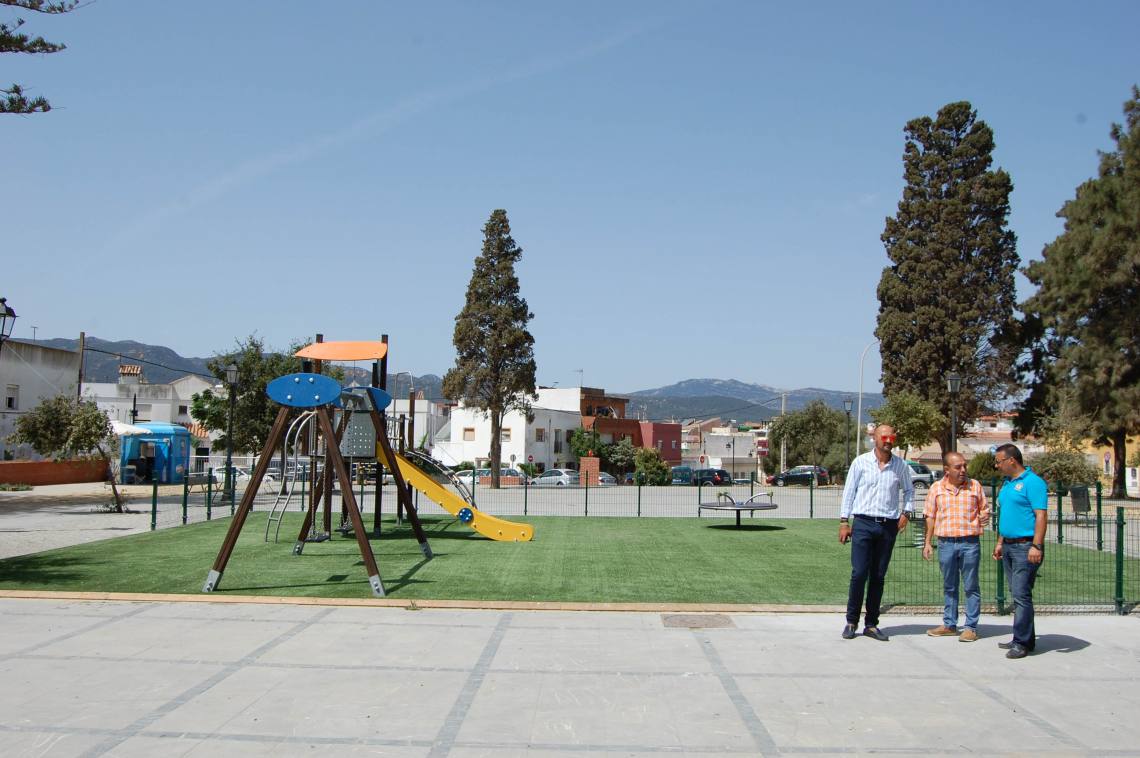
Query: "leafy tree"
1027 451 1100 491
767 400 847 481
868 391 946 454
443 209 537 488
966 451 999 485
634 446 670 486
606 437 638 478
9 395 124 510
568 427 603 460
877 101 1019 454
1019 87 1140 498
2 1 78 114
190 335 337 455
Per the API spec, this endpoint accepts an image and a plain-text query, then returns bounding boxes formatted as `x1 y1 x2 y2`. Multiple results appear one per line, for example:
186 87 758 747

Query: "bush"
634 447 671 486
967 452 999 485
1027 450 1100 491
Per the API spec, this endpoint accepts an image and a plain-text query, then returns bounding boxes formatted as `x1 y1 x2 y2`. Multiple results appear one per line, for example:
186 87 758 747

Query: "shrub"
967 452 999 485
1027 450 1100 491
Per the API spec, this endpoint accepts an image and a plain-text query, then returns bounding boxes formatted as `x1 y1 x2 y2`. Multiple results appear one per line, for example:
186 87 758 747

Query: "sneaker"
1005 644 1029 659
997 641 1014 650
926 625 959 637
841 623 857 640
862 626 889 642
958 629 978 642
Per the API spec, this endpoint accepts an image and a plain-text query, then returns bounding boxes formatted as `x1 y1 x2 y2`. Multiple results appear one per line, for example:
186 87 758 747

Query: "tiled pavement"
1 597 1138 756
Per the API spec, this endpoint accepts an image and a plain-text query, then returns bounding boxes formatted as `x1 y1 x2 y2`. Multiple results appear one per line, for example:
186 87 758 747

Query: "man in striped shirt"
839 424 914 642
922 451 990 642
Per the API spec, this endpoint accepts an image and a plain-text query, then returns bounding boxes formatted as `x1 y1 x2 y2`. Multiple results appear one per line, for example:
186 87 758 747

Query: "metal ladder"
264 411 318 543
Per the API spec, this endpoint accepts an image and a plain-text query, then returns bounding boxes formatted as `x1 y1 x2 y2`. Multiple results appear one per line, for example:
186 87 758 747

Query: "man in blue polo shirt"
991 443 1048 659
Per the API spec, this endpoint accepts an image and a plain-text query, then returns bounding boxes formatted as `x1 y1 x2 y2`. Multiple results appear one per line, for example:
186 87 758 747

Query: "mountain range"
28 338 882 423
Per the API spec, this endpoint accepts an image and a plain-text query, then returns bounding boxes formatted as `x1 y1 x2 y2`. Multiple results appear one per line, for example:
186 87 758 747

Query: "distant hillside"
625 378 884 424
31 337 445 398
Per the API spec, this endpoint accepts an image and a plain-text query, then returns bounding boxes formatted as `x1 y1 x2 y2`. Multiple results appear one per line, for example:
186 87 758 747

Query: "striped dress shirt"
840 451 915 520
924 477 989 537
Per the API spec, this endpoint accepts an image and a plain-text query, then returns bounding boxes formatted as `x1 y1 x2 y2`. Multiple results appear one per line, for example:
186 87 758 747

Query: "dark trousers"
846 516 899 627
1002 542 1040 650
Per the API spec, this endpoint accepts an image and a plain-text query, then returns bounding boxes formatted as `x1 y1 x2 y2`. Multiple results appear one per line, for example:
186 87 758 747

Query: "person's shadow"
877 622 1091 653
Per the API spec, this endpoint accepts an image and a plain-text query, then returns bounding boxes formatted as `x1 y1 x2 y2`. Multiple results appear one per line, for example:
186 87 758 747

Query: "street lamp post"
946 372 961 453
225 363 239 503
0 297 16 362
842 396 853 475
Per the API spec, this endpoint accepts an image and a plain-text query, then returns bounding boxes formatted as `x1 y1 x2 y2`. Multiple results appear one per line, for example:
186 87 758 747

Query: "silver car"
532 468 580 486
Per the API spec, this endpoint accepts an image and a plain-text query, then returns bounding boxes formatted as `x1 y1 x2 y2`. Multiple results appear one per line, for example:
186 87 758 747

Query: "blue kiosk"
119 422 191 484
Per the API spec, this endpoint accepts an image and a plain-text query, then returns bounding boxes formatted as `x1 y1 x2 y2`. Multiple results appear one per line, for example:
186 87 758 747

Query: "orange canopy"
294 341 388 361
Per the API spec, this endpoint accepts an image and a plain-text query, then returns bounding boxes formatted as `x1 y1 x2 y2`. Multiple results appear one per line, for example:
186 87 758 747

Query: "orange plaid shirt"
924 477 989 537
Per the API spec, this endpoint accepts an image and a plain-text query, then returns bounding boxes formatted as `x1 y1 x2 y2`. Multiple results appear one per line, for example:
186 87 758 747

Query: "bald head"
944 451 967 485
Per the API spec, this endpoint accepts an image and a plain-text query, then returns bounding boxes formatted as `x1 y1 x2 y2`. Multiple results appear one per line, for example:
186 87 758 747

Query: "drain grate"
661 613 735 629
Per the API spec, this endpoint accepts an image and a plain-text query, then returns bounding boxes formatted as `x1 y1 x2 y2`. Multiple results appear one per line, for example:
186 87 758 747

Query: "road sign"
699 455 705 463
528 454 533 462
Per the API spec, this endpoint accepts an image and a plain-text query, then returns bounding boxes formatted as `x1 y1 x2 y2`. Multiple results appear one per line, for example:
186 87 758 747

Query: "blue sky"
5 1 1137 394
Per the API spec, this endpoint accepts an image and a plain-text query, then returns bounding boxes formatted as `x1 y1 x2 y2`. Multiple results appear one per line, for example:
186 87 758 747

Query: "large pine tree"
2 1 78 114
1021 86 1140 498
443 210 536 488
877 101 1019 453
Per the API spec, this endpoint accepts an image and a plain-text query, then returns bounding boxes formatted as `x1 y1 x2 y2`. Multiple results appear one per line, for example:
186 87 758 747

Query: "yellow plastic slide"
380 450 534 542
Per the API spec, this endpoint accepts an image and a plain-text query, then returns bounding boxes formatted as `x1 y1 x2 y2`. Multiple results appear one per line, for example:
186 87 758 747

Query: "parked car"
906 461 934 489
692 468 733 486
670 465 693 485
766 465 829 487
532 468 580 486
597 471 617 486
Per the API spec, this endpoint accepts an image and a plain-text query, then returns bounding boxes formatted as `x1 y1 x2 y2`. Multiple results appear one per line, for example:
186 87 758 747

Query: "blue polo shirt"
998 466 1048 538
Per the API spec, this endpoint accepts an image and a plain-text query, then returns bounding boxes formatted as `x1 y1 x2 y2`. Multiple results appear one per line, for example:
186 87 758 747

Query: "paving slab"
1 596 1138 756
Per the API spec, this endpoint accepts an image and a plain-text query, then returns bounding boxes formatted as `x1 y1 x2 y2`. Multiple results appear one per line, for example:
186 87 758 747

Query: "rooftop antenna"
575 369 583 388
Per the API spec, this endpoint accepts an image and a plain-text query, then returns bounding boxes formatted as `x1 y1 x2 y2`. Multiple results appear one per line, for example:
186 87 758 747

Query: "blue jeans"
937 536 981 630
846 516 898 627
1002 542 1040 650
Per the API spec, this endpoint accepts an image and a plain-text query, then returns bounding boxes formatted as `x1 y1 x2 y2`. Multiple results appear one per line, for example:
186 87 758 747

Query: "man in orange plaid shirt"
923 451 990 641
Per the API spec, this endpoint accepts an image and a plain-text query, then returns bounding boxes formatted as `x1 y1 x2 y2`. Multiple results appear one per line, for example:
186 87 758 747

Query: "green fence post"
1096 481 1104 552
1115 507 1126 614
809 475 815 519
636 481 641 517
523 476 528 516
181 476 189 526
206 468 213 521
750 476 754 499
1055 488 1064 545
471 470 476 507
584 475 589 517
150 478 158 531
993 481 1006 614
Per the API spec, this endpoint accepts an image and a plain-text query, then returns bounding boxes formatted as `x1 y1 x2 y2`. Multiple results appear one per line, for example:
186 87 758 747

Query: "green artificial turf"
0 514 1132 606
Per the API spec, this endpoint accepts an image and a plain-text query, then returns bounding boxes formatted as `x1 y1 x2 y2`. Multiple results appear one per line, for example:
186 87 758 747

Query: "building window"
672 440 677 449
535 428 545 442
178 405 188 415
463 427 476 441
501 428 511 442
5 385 17 411
554 429 563 454
656 440 662 450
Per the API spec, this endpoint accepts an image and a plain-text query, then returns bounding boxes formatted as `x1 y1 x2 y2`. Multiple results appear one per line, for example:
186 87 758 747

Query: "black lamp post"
946 372 961 453
225 362 239 502
842 396 853 475
0 297 16 362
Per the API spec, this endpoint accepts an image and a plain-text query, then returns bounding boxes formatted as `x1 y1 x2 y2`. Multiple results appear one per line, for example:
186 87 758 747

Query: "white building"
0 340 83 459
81 365 215 428
433 387 583 471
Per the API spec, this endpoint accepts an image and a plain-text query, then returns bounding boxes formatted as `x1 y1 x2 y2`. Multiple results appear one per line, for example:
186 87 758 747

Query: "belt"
937 535 981 541
854 514 898 523
1002 536 1033 543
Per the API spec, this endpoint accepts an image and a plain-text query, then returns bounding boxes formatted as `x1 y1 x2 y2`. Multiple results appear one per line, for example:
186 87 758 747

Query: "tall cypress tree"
877 101 1019 453
443 210 537 488
1021 86 1140 498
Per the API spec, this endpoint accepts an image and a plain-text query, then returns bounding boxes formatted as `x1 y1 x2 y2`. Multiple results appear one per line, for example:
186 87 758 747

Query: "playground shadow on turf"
706 524 786 532
0 553 103 586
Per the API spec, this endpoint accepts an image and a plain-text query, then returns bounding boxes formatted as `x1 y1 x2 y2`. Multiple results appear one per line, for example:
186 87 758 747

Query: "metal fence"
137 471 1137 613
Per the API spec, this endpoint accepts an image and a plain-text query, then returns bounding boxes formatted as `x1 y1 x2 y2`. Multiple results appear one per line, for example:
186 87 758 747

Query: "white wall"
1 340 82 459
434 402 581 470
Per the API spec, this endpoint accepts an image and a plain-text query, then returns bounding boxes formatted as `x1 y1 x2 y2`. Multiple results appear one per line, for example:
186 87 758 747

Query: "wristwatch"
839 518 849 524
1031 543 1044 551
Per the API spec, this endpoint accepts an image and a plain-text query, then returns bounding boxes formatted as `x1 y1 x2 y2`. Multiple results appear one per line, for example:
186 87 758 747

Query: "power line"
82 346 217 380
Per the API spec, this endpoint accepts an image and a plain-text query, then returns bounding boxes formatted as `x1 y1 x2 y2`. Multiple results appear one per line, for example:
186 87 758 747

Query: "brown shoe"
958 629 978 642
926 625 958 637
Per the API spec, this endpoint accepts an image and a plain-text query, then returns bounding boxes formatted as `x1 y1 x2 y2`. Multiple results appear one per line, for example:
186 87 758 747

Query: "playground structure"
202 337 533 597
